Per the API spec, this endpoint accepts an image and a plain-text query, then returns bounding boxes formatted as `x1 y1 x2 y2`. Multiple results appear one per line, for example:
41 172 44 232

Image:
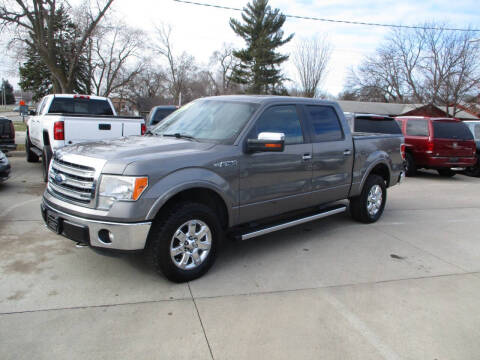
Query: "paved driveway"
1 155 480 359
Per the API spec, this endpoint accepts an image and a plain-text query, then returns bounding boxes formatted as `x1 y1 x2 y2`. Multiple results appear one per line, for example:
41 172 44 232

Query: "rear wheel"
437 169 456 177
25 133 39 163
405 153 416 177
350 174 387 223
42 146 52 182
145 202 222 283
464 158 480 177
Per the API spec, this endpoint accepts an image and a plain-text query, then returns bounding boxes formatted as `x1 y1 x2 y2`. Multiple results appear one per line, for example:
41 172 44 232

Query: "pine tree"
18 6 91 101
229 0 293 94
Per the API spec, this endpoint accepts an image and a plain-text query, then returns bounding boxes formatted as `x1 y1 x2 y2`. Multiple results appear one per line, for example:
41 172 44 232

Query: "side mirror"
247 132 285 153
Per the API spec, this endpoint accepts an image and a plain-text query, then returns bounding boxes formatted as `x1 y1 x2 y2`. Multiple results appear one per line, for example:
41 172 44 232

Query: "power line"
172 0 479 32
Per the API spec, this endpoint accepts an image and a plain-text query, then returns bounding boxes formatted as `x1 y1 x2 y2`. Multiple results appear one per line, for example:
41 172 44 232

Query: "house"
337 100 480 120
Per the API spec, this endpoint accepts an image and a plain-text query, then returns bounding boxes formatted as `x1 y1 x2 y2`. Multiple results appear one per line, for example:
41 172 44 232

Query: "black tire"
464 158 480 177
25 132 39 163
405 153 416 177
145 202 222 283
350 174 387 223
437 169 456 177
42 146 53 183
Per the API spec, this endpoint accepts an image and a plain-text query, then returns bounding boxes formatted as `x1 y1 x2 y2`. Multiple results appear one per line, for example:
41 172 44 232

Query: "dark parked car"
0 117 16 152
464 120 480 177
396 116 476 177
344 113 402 134
0 150 11 182
146 105 178 129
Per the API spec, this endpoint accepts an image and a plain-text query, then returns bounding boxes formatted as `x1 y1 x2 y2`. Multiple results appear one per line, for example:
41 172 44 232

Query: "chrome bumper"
41 201 151 251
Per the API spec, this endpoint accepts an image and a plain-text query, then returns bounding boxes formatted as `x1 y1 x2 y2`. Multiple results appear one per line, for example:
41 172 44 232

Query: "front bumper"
41 201 151 251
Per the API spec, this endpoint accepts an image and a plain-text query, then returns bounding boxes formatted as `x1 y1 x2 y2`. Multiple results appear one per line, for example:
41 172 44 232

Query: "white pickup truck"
26 94 145 181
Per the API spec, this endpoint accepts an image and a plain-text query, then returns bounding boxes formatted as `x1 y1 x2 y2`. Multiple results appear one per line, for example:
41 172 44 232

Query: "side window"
250 105 304 145
305 105 343 142
406 120 429 136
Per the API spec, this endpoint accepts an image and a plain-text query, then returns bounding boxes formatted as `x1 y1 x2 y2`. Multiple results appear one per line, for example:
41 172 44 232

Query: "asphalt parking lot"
1 154 480 360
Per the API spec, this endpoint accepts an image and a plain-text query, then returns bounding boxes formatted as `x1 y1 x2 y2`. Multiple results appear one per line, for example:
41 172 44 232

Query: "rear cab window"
304 105 343 142
433 121 473 140
48 98 113 116
354 116 402 134
151 108 176 126
406 119 429 137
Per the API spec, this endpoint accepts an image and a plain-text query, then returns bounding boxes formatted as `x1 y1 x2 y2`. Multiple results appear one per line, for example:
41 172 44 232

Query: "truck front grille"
48 156 100 206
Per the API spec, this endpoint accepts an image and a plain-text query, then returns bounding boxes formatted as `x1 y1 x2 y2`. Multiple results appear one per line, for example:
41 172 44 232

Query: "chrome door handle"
302 154 312 160
343 150 352 156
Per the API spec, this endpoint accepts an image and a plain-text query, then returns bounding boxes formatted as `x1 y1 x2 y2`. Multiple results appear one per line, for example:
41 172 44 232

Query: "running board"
238 204 347 241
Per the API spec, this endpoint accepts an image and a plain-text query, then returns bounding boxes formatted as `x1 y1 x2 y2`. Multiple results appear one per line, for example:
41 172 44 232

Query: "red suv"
396 116 476 177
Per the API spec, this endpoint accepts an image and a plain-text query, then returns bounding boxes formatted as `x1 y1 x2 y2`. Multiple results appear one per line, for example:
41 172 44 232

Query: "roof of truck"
200 95 336 105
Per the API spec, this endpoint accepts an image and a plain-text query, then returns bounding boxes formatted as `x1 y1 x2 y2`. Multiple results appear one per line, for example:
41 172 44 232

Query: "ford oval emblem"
55 173 66 183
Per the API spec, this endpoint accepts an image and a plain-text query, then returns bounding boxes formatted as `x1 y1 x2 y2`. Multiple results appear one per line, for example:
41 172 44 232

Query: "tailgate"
64 117 123 144
433 139 475 157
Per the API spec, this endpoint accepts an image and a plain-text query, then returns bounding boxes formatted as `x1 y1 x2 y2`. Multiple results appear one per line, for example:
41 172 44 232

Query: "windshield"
433 121 473 140
152 99 260 144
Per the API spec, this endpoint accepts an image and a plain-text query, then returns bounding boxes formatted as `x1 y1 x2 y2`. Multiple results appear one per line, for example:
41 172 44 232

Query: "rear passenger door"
303 105 353 204
239 104 313 223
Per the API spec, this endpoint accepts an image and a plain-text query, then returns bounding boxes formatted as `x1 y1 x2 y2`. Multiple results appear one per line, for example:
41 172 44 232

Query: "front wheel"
145 202 222 283
437 169 456 177
25 133 39 163
405 153 416 177
350 174 387 223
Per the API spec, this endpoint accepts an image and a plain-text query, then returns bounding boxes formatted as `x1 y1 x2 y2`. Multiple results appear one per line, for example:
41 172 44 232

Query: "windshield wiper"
163 133 198 141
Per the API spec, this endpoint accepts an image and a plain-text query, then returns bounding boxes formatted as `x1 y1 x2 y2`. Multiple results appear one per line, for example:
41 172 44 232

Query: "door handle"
343 149 352 156
302 154 312 161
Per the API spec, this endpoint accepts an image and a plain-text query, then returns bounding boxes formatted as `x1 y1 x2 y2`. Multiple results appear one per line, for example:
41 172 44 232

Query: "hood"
57 135 216 174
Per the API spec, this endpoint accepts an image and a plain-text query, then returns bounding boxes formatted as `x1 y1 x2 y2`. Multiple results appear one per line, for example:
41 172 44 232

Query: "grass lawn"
13 122 27 132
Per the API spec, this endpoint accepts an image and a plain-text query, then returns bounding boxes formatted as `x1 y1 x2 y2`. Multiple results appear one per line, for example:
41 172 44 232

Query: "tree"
229 0 293 94
0 0 114 93
208 43 240 95
344 23 480 114
90 21 145 97
18 6 91 101
153 24 198 104
292 36 332 97
0 79 15 105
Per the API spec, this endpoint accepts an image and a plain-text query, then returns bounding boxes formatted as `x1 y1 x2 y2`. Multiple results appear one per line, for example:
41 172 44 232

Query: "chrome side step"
239 205 347 241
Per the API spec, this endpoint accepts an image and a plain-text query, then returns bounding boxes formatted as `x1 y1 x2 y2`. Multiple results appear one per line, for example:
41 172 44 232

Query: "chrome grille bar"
51 162 95 179
48 182 92 202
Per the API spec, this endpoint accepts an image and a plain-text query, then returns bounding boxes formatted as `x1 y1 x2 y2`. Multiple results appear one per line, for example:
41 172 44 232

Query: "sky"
1 0 479 96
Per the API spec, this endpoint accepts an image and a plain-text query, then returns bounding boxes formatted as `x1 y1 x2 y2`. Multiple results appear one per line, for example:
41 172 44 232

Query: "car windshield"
433 121 473 140
152 99 260 144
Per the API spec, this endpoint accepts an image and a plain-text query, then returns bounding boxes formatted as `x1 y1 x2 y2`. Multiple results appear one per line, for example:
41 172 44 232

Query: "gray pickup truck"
41 96 405 282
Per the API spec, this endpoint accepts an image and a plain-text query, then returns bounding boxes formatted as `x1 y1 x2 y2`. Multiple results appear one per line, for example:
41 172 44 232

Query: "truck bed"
350 132 404 196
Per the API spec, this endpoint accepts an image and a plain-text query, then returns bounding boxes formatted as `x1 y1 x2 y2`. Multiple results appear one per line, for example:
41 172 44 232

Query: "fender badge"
214 160 238 168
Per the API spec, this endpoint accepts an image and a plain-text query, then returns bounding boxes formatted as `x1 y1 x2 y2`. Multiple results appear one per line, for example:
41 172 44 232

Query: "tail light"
400 143 406 160
9 121 15 140
426 139 434 154
73 95 90 100
53 121 64 140
141 123 146 136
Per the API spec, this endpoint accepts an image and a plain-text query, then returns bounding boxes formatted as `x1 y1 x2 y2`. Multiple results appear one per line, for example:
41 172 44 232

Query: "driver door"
239 104 313 224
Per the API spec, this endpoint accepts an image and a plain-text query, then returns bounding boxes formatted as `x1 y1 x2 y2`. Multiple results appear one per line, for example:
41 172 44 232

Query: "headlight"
0 153 6 164
97 175 148 210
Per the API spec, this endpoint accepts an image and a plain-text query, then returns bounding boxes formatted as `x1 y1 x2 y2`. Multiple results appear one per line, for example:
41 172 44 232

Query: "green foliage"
18 6 90 101
0 80 15 105
229 0 293 94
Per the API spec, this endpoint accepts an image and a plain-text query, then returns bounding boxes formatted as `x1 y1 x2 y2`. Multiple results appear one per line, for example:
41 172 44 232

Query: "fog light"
98 229 113 244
